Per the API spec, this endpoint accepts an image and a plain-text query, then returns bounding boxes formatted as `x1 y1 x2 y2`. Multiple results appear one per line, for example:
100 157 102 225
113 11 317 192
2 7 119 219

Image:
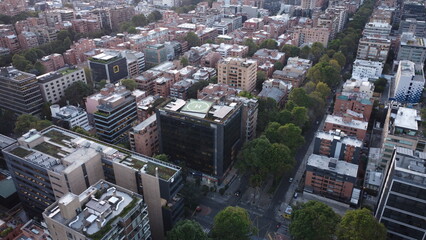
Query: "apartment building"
314 130 363 164
323 115 368 141
129 115 159 157
217 57 257 92
39 53 65 73
92 87 137 144
304 154 358 202
0 67 43 115
44 180 151 240
363 22 392 38
3 126 184 239
352 59 383 80
293 26 330 47
356 36 391 63
252 48 285 65
37 67 87 104
333 93 373 121
393 60 425 104
375 147 426 240
50 105 91 131
108 6 135 31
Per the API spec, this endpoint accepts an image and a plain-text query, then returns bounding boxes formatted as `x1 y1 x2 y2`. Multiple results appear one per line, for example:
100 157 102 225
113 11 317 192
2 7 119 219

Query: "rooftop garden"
44 130 73 146
34 142 67 159
10 147 33 158
94 111 110 117
86 197 138 240
89 56 120 64
126 157 177 180
59 68 78 75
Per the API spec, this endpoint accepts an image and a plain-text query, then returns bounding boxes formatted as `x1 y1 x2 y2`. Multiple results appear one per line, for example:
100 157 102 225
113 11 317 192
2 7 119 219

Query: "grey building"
0 135 16 169
3 126 183 239
396 32 426 65
0 67 44 115
375 147 426 240
399 18 426 38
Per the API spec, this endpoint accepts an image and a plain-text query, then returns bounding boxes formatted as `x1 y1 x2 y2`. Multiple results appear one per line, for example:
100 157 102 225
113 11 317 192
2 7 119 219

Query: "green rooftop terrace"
10 147 33 158
58 67 78 75
122 157 178 180
44 129 73 146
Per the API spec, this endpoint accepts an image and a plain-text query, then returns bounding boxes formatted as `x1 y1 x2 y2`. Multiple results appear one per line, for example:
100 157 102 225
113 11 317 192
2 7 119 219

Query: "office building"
304 154 358 202
144 44 168 67
380 106 425 168
323 115 368 141
3 126 184 239
156 99 242 183
375 147 426 240
399 18 426 38
50 104 91 131
129 115 159 157
89 52 128 83
342 78 375 99
314 130 363 164
37 67 87 104
44 180 151 240
356 36 391 63
0 67 43 115
363 22 392 38
396 32 426 65
352 59 383 80
217 57 257 92
93 87 137 144
393 60 425 104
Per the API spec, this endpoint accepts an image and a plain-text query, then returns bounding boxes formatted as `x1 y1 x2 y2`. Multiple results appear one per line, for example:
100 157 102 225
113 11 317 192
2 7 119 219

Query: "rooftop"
0 134 16 149
393 147 426 186
89 52 122 64
132 115 156 132
307 154 358 177
0 67 35 82
316 130 363 147
5 127 180 181
325 115 368 130
393 107 420 131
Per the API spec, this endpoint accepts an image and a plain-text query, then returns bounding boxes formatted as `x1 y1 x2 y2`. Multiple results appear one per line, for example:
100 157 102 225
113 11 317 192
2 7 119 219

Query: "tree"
33 61 45 75
288 88 311 108
291 107 308 128
211 207 257 240
307 61 341 88
315 82 331 99
256 70 267 91
374 77 387 93
303 81 317 94
300 45 311 59
40 102 52 120
0 109 15 135
147 10 162 22
259 39 278 49
281 44 300 58
63 81 93 107
185 32 201 48
132 14 148 27
277 123 304 153
167 220 208 240
14 114 52 135
290 201 340 240
310 42 325 62
180 56 189 67
121 79 137 91
336 208 386 240
273 62 284 71
256 98 278 132
243 38 258 57
332 52 346 67
12 54 31 71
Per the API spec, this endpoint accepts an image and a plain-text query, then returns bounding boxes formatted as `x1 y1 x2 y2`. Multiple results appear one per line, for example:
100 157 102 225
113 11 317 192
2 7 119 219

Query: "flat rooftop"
394 148 426 185
394 107 420 131
0 134 16 149
316 131 363 147
307 154 358 178
5 127 180 181
325 115 368 130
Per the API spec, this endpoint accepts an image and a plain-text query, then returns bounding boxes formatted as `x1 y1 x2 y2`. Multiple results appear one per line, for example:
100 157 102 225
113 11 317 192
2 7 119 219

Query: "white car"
289 178 293 183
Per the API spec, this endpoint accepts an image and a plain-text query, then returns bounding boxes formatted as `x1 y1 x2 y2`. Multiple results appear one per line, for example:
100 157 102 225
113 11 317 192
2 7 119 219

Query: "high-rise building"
363 22 392 38
108 6 135 31
304 154 358 202
217 57 257 92
380 106 425 169
156 99 242 183
375 147 426 240
393 60 425 104
396 32 426 65
314 130 363 164
356 36 391 63
3 126 183 239
89 52 128 83
0 135 16 169
0 67 43 115
93 87 137 144
43 180 151 240
129 115 159 157
144 44 168 67
37 66 87 104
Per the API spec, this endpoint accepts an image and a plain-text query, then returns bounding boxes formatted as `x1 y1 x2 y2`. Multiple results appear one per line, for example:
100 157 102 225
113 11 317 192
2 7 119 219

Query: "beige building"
293 26 330 47
43 180 151 240
217 57 257 92
129 115 159 157
356 36 390 63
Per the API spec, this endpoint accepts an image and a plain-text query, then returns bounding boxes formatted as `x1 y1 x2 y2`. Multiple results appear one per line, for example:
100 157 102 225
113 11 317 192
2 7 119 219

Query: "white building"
37 67 87 104
362 22 392 38
393 60 425 103
342 78 375 99
50 104 91 130
352 59 384 80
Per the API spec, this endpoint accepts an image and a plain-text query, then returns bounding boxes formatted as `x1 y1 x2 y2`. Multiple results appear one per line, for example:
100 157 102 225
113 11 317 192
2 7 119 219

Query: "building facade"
50 105 91 131
217 57 257 92
129 115 159 157
314 130 363 164
89 52 129 83
393 60 425 104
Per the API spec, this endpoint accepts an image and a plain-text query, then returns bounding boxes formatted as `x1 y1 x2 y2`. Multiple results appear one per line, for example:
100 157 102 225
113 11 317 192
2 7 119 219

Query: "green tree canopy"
277 123 305 153
180 56 189 67
307 61 341 88
121 79 137 91
132 14 148 27
290 200 341 240
185 32 201 48
288 88 311 108
315 82 331 99
281 44 300 58
273 62 284 71
310 42 325 62
374 77 387 93
243 38 259 57
256 70 267 91
63 81 93 107
300 45 311 59
291 107 309 128
167 220 208 240
336 208 386 240
0 108 16 135
259 39 278 49
153 154 170 162
211 206 257 240
14 114 52 135
332 52 347 67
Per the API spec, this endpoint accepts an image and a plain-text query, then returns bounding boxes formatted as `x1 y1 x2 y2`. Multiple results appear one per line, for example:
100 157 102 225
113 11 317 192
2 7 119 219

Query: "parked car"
289 178 293 183
293 192 298 199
